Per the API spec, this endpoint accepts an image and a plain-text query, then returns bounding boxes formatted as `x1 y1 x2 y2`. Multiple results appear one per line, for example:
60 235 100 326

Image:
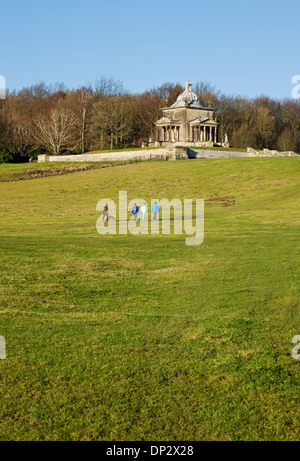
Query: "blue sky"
1 0 299 99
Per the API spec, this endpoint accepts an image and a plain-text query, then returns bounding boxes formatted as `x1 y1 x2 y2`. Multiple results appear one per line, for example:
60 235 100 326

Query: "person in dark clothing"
132 203 139 221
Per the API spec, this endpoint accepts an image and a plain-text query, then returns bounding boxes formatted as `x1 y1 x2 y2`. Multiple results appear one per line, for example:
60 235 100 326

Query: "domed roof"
171 80 203 108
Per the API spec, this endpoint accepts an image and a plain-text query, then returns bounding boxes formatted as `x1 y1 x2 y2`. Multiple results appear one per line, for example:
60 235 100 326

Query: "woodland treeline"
0 77 299 162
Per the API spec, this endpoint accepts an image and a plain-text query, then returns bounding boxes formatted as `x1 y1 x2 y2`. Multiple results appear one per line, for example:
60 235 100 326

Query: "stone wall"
187 148 299 159
38 149 168 163
260 148 298 157
188 149 252 159
38 147 299 164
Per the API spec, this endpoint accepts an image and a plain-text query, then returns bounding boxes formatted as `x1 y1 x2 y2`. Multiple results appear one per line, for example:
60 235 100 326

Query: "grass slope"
0 158 299 441
0 161 140 182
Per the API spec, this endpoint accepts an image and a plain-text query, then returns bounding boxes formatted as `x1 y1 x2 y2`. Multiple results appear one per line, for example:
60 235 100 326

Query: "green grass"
192 146 247 151
85 146 246 154
0 162 103 182
83 146 165 155
0 158 299 441
0 160 147 182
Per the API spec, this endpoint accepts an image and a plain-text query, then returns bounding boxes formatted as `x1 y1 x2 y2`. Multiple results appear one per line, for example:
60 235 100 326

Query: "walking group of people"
102 202 159 222
131 202 159 221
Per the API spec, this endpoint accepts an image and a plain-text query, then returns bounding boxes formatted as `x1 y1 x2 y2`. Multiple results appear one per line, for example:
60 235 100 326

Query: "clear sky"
1 0 299 99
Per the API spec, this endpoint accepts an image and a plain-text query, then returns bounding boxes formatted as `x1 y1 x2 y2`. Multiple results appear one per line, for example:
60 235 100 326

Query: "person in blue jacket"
132 203 139 221
152 201 159 221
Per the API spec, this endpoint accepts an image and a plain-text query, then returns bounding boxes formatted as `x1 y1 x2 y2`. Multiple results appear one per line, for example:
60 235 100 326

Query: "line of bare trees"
0 77 299 162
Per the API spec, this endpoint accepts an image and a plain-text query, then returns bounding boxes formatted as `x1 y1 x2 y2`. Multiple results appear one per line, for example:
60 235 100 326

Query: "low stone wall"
38 147 299 163
187 149 252 159
38 149 169 163
261 148 298 156
187 148 299 159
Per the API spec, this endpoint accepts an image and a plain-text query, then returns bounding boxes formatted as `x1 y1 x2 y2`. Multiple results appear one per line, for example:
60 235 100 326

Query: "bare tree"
277 128 297 152
34 108 78 155
67 87 93 153
132 83 183 142
194 81 220 107
231 123 257 149
94 76 126 98
91 95 133 150
215 96 240 142
254 107 275 148
6 117 32 156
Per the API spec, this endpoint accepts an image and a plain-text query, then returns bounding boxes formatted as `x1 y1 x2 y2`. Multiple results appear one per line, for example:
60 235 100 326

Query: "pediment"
156 117 182 125
190 117 209 124
155 117 171 125
190 117 218 125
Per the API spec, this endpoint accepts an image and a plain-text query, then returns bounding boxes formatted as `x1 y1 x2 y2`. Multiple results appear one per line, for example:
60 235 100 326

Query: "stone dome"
171 80 204 108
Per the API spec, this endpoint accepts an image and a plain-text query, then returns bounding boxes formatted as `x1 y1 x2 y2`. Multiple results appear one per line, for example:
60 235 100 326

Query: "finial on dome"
170 80 203 108
185 79 192 92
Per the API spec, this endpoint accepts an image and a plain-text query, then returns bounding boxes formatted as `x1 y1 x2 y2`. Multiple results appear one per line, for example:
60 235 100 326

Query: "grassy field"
0 158 299 441
192 146 247 151
82 146 248 155
83 146 166 155
0 160 147 182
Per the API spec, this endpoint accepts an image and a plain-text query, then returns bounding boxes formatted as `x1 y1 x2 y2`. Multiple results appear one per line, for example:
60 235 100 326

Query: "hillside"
0 158 299 441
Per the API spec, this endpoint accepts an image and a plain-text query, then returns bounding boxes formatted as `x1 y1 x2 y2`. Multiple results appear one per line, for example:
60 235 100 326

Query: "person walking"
132 203 139 221
140 203 148 221
152 202 159 221
103 204 109 222
102 204 116 223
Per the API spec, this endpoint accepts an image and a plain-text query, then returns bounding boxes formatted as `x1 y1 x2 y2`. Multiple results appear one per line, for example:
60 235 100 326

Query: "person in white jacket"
140 203 148 221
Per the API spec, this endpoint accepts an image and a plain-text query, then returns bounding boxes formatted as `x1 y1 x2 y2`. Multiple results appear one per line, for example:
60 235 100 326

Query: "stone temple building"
154 80 220 147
